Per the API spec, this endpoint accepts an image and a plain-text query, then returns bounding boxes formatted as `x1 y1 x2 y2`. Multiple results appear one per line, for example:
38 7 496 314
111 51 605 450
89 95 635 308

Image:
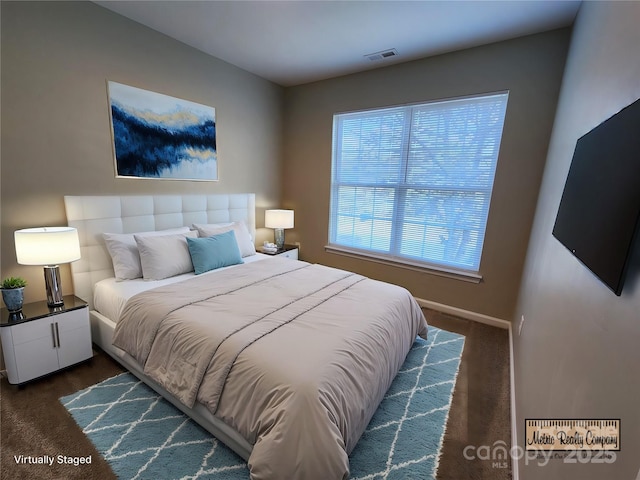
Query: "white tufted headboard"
64 194 256 309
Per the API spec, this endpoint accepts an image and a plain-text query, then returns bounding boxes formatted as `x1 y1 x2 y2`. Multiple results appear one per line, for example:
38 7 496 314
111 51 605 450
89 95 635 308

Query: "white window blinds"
328 92 509 273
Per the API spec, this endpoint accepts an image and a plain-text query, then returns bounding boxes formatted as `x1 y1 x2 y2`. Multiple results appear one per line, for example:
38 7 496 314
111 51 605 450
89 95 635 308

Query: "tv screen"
552 98 640 296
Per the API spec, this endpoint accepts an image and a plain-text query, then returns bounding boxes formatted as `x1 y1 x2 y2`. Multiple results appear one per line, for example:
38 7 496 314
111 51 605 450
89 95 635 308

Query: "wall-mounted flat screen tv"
552 97 640 296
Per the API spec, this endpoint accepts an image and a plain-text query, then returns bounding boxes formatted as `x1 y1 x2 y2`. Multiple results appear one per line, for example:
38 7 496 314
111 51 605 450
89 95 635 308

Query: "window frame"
326 91 509 280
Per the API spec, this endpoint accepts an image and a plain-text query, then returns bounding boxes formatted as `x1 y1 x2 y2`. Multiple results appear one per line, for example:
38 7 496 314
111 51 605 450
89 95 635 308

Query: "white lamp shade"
265 210 294 229
15 227 81 265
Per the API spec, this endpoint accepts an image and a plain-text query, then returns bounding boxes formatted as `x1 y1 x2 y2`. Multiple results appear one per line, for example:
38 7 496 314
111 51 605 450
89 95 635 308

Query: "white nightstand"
260 244 299 260
0 295 92 385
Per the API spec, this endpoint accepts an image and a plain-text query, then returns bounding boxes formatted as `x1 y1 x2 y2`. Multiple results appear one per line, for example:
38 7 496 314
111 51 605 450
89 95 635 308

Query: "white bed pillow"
193 221 256 257
103 226 191 280
134 230 198 281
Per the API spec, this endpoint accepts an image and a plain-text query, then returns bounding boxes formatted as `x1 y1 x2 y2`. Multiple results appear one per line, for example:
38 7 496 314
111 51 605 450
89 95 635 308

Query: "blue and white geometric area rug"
60 326 464 480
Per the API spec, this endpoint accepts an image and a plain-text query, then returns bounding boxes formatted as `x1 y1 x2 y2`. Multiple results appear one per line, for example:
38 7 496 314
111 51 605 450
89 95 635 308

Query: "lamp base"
44 265 64 307
274 228 285 250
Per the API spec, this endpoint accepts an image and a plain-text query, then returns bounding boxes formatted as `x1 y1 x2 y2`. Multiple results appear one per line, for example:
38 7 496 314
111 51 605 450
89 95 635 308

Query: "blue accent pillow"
187 230 244 275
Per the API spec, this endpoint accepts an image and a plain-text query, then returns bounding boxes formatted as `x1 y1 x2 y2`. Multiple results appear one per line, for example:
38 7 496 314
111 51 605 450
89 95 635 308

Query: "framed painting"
107 81 217 181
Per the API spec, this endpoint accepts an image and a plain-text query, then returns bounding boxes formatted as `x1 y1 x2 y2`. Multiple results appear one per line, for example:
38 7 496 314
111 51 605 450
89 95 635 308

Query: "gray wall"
513 2 640 479
1 2 284 304
282 29 571 321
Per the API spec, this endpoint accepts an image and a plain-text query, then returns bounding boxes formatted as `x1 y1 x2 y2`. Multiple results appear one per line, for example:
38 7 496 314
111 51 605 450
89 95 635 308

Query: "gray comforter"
113 258 428 480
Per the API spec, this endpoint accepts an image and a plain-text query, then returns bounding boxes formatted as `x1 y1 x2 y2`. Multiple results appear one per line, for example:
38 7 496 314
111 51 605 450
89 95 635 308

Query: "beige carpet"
0 308 511 480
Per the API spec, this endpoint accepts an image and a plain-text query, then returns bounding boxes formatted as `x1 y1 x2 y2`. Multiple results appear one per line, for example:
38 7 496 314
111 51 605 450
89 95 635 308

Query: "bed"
64 193 428 480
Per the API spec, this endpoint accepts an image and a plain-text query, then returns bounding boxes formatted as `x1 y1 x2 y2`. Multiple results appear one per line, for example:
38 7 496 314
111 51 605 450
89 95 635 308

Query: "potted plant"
1 276 27 312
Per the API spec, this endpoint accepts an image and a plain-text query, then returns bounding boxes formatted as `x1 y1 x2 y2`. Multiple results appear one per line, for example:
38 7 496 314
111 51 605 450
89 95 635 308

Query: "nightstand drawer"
279 249 298 260
54 308 89 333
14 336 61 381
11 318 54 345
9 306 88 345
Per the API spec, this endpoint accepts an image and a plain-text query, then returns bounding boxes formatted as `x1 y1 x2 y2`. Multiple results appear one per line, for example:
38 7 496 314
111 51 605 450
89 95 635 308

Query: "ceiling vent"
365 48 399 62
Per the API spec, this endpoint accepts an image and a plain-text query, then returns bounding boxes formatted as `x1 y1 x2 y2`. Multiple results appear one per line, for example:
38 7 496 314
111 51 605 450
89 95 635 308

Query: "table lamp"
265 209 294 250
14 227 81 307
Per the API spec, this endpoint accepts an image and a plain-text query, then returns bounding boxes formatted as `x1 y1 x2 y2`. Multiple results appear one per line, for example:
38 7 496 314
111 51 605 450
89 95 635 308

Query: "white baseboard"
509 323 519 480
415 297 511 330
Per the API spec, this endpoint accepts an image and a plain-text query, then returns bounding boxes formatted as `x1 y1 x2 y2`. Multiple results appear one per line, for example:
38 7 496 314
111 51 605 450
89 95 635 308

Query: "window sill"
324 245 482 284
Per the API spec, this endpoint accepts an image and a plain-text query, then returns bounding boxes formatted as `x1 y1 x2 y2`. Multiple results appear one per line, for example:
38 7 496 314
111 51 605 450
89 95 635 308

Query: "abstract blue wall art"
108 81 217 181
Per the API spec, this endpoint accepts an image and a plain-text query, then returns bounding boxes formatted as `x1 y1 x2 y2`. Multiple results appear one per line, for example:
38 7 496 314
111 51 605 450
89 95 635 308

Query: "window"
328 92 509 275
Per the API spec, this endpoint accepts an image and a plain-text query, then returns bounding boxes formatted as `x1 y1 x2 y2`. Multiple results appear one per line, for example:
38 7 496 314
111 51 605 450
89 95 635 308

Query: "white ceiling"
95 0 581 87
